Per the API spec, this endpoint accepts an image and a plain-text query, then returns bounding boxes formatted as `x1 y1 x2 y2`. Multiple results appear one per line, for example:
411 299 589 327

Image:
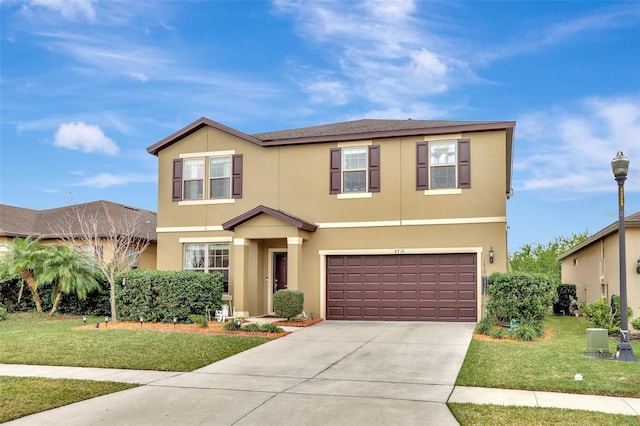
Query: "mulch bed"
73 317 323 338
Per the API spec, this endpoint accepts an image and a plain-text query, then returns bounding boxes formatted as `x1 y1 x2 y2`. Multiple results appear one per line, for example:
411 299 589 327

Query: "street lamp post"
611 151 637 362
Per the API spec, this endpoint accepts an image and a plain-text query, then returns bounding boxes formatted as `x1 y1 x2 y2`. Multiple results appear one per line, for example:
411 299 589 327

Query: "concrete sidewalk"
2 363 639 419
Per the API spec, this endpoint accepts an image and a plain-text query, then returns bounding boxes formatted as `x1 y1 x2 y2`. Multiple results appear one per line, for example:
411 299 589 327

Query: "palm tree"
0 237 47 312
38 245 101 315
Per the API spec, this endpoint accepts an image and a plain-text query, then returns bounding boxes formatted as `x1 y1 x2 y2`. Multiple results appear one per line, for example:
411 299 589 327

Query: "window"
330 145 380 194
342 147 367 192
209 156 231 199
416 139 470 190
429 141 456 189
172 154 242 202
183 158 204 200
184 243 230 292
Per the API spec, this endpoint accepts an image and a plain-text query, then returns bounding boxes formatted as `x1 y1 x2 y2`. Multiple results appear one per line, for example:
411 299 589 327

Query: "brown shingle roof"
147 117 515 154
0 201 157 242
222 205 317 232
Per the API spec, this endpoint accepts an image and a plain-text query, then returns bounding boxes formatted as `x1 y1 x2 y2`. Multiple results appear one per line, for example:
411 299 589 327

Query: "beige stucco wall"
154 125 510 318
561 228 640 320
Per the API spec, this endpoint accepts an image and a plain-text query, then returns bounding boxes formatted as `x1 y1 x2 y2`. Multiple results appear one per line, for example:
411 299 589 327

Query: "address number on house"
394 249 405 254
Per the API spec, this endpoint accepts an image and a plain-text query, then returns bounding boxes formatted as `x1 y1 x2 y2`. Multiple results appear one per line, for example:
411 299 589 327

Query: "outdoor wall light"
489 247 495 264
636 258 640 274
104 316 109 328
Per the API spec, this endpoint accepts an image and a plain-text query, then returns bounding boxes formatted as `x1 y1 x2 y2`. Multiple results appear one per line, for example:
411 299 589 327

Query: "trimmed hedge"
486 272 556 322
273 290 304 320
116 269 223 323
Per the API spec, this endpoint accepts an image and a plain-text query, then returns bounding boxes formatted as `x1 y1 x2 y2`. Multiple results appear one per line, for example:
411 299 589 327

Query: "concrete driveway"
8 321 475 426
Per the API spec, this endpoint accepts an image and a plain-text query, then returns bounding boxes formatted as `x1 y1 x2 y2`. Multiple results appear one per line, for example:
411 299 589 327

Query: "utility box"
585 328 611 358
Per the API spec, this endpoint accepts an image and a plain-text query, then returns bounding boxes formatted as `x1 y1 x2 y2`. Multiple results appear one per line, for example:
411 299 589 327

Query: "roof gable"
222 205 317 232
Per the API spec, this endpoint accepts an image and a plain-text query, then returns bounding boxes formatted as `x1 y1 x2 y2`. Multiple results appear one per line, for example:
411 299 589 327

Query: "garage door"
326 253 477 321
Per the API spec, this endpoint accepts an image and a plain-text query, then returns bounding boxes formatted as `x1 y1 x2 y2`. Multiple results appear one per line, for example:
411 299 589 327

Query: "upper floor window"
210 156 231 199
184 243 230 292
342 147 367 193
172 154 242 202
429 141 456 189
417 139 470 191
183 158 204 200
330 145 380 195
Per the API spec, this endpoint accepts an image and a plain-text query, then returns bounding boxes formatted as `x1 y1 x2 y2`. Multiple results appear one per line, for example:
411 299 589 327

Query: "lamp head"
489 247 495 264
611 151 630 177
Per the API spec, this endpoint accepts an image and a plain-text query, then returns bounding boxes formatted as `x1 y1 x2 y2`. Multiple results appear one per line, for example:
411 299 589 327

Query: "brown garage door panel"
326 253 477 322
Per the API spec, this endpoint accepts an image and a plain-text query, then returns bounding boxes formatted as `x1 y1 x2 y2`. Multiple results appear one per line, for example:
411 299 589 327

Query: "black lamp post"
611 151 637 362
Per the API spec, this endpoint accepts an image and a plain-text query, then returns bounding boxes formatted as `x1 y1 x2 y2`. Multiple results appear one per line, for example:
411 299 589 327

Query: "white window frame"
342 146 368 193
182 158 205 200
209 155 232 199
429 141 457 189
184 242 230 292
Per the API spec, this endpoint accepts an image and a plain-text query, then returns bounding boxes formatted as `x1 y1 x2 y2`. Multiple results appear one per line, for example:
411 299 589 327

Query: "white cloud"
514 96 640 195
73 172 156 188
274 0 466 109
54 121 120 155
25 0 96 21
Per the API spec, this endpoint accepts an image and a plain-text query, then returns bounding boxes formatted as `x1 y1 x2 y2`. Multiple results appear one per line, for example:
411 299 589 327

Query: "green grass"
457 316 640 397
0 313 272 371
448 403 640 426
0 376 137 423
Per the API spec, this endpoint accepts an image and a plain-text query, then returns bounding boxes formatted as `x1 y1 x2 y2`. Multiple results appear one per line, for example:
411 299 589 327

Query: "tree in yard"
51 200 155 322
38 245 102 315
509 231 590 283
0 237 47 312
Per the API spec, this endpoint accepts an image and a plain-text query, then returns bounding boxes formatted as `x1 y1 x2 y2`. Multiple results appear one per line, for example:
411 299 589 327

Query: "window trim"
416 139 470 192
183 242 230 292
182 157 205 200
172 152 242 202
209 155 232 199
330 145 380 196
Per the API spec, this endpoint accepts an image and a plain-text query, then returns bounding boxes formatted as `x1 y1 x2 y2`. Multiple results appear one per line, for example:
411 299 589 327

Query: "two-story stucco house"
147 117 515 322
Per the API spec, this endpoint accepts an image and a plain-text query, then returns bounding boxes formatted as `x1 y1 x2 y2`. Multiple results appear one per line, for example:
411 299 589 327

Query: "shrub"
0 305 7 320
188 314 208 328
116 270 223 322
241 323 261 332
486 272 556 323
513 320 544 341
489 328 507 339
223 320 241 331
581 296 634 334
553 284 578 315
260 323 284 333
273 290 304 320
632 317 640 331
476 317 495 335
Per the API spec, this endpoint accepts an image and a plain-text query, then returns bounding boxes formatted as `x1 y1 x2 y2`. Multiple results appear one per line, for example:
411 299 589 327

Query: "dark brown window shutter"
416 142 428 190
458 139 471 189
172 158 183 201
368 145 380 192
231 154 243 198
329 148 341 194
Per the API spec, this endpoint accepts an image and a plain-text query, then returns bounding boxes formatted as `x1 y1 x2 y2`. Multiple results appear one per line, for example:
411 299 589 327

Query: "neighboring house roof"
558 211 640 260
0 201 157 242
222 205 318 232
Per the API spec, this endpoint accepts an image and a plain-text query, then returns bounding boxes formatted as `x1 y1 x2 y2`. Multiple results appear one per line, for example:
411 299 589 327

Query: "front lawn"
456 316 640 397
448 403 640 426
0 313 272 371
0 376 137 423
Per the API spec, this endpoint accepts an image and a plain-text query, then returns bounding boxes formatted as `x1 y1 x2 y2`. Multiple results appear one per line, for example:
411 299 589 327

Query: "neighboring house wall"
561 226 640 317
151 119 514 321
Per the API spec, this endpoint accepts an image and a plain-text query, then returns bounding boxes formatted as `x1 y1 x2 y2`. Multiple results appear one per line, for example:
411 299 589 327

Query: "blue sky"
1 0 639 253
